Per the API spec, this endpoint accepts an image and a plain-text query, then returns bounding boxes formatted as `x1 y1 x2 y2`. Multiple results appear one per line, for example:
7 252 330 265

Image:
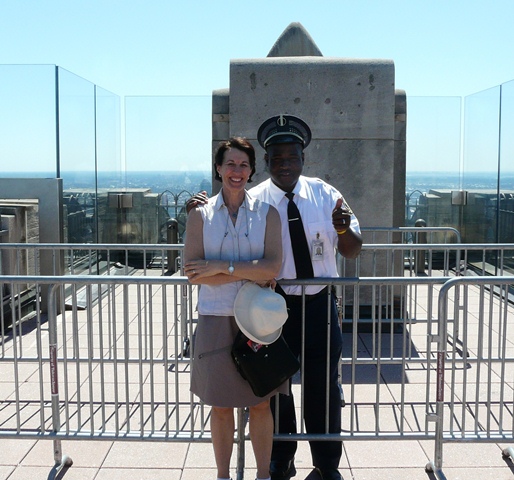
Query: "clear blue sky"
2 0 513 97
1 0 514 173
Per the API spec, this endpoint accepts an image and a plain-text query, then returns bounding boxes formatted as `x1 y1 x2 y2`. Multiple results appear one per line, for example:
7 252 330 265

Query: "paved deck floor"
2 434 514 479
2 270 514 480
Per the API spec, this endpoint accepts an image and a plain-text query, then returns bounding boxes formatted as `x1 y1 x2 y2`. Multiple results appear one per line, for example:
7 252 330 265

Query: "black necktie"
285 192 314 279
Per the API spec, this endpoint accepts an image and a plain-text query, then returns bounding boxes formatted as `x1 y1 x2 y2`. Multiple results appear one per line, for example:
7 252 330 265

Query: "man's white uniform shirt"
249 175 360 296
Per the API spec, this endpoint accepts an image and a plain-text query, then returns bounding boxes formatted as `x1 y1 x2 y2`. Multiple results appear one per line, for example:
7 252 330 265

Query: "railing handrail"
0 274 452 286
0 242 184 250
1 241 513 250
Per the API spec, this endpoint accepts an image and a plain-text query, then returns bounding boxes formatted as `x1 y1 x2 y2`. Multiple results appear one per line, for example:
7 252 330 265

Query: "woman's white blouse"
197 190 269 316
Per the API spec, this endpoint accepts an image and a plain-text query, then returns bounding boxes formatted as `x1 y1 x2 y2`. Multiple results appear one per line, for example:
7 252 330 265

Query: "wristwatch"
228 260 234 275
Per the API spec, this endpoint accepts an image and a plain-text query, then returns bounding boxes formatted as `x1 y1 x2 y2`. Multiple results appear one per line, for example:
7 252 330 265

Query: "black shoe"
315 468 342 480
270 459 296 480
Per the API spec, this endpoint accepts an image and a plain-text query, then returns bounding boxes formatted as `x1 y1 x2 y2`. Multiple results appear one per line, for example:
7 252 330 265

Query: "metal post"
426 279 453 480
166 219 179 273
48 283 73 474
235 407 247 480
414 219 427 274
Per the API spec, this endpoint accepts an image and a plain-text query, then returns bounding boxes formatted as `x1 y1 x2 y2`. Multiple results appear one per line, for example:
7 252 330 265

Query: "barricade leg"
235 407 247 480
425 398 448 480
426 287 451 480
48 284 73 475
48 438 73 479
502 447 514 463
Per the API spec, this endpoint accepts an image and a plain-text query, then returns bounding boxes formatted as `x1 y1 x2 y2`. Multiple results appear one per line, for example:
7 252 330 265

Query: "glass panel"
0 65 57 176
124 96 212 244
405 96 461 232
462 86 501 248
58 67 96 187
95 86 122 269
499 80 514 273
96 86 122 188
58 68 97 254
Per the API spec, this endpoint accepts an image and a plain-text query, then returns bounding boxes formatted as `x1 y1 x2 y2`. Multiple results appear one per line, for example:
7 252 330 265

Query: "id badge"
312 234 324 261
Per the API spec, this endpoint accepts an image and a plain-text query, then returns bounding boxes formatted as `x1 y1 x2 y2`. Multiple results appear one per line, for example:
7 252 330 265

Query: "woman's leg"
211 406 235 479
249 399 273 479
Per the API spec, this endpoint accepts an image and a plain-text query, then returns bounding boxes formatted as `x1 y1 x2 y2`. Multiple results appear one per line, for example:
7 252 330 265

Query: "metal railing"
360 226 461 244
427 275 514 480
0 242 184 276
0 226 461 278
0 273 467 477
1 242 514 478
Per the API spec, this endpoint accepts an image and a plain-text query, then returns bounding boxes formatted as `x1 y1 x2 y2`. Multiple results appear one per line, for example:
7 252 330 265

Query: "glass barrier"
57 67 96 186
124 96 212 242
405 96 461 231
95 86 122 263
498 80 514 271
0 65 57 176
1 65 513 273
58 67 98 266
462 86 501 247
96 86 122 188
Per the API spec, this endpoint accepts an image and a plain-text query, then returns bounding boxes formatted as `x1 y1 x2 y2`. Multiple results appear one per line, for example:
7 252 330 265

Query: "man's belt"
275 284 332 304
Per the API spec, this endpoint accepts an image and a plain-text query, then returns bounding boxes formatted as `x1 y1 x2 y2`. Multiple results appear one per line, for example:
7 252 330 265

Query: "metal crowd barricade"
427 275 514 480
1 242 514 479
0 274 203 477
0 243 189 356
1 273 455 479
360 226 462 277
0 228 461 279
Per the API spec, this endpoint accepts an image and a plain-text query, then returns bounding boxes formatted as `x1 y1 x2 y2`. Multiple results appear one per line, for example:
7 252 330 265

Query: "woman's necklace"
225 194 244 225
227 206 239 220
222 194 249 240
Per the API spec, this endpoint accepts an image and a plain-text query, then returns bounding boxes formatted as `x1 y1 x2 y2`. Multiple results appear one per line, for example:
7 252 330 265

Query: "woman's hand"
254 278 277 289
184 259 219 281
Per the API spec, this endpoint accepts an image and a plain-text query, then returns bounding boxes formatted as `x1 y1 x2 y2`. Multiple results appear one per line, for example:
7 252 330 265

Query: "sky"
2 0 513 97
1 0 514 172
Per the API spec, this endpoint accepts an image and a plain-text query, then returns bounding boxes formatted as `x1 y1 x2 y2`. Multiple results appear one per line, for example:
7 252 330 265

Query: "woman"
184 137 283 480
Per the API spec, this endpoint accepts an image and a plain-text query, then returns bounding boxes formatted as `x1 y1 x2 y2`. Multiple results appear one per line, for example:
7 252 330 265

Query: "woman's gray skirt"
190 314 288 407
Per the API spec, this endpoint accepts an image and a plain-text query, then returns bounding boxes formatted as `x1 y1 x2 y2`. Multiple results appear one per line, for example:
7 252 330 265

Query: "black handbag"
231 330 300 397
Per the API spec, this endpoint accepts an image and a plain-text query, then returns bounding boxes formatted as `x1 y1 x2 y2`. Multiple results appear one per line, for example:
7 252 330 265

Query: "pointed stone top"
267 22 323 57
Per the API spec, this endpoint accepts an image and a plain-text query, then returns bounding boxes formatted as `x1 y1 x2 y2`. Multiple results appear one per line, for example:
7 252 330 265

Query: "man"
251 115 361 480
188 115 362 480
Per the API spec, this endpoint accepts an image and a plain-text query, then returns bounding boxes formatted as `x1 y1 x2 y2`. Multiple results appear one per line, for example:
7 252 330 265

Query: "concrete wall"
213 57 405 234
0 178 63 312
0 178 63 246
212 55 406 290
0 200 39 275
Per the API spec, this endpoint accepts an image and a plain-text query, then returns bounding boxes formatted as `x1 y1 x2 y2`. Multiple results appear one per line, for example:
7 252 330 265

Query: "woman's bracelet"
336 229 347 235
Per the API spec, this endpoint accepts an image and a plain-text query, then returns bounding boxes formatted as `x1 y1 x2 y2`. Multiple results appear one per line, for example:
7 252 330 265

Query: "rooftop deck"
1 245 514 480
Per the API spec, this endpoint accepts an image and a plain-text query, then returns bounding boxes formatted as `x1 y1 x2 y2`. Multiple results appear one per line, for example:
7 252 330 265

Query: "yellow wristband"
336 229 347 235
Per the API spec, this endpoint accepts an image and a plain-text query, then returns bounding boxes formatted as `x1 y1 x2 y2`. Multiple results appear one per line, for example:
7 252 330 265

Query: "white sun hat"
233 282 288 345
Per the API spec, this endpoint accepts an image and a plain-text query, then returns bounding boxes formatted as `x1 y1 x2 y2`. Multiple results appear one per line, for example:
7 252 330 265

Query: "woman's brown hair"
213 137 256 183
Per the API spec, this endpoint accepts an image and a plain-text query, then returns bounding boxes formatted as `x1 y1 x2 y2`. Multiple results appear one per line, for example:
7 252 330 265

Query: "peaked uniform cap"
257 114 312 149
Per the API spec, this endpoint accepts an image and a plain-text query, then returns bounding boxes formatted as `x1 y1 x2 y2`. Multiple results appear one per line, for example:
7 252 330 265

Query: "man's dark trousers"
271 289 343 469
